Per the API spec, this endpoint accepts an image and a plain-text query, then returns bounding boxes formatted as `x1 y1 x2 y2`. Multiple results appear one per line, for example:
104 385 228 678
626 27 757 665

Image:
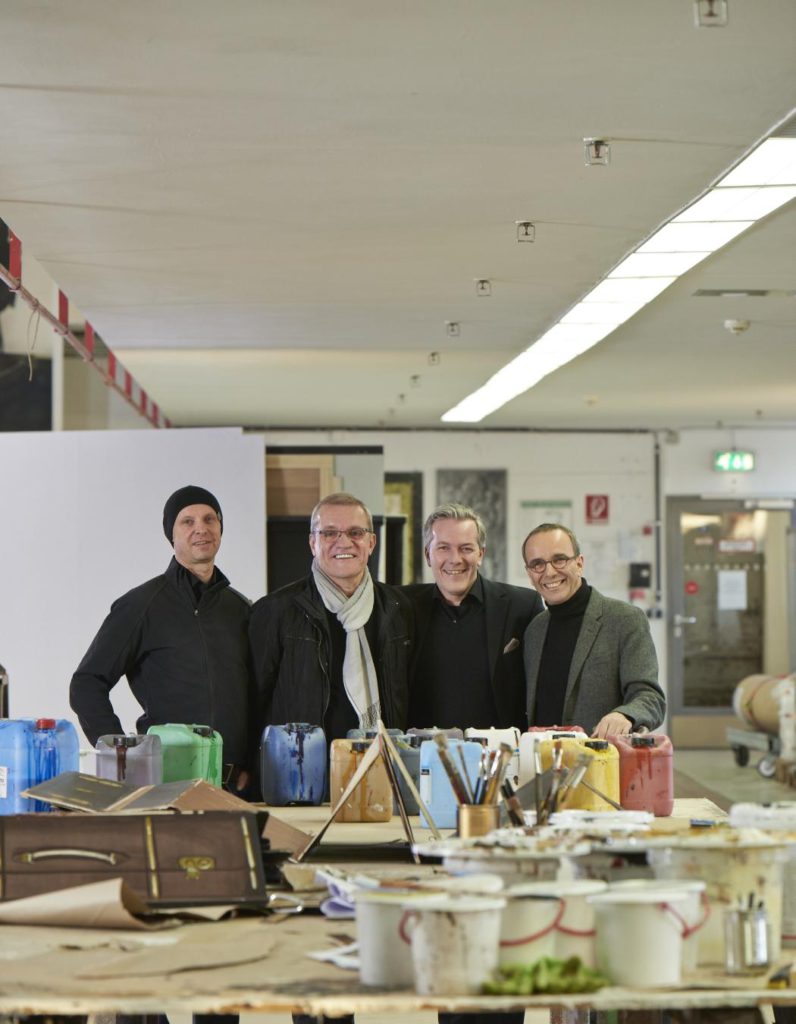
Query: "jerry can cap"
35 718 56 730
585 739 609 750
114 735 140 748
631 735 655 747
192 725 214 737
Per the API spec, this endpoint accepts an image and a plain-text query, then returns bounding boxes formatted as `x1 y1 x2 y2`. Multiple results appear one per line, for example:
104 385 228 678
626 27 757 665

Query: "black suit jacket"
402 575 543 731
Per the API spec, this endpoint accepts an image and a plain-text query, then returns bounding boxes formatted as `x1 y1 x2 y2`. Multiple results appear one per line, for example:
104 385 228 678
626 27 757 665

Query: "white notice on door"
718 569 748 611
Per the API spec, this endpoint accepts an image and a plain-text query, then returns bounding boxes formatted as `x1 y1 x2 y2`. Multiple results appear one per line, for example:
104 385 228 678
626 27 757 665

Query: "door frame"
666 494 796 721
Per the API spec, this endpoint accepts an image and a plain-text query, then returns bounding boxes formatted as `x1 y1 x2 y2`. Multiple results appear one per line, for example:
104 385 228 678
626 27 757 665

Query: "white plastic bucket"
399 895 505 995
499 891 561 966
647 840 786 965
504 879 606 968
609 878 708 972
442 851 561 887
354 889 438 988
570 848 653 884
588 889 692 988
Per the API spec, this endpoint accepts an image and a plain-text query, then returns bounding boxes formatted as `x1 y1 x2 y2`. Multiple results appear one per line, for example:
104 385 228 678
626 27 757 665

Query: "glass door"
667 497 794 742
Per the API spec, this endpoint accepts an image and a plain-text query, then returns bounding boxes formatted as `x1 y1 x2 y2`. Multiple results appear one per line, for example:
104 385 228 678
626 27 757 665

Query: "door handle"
673 614 697 626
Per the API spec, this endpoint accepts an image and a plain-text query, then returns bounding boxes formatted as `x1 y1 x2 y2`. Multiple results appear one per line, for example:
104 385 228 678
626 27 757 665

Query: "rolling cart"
726 724 780 778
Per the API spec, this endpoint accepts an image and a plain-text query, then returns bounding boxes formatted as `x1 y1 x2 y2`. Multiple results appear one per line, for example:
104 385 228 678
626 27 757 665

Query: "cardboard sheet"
22 772 254 814
0 878 169 930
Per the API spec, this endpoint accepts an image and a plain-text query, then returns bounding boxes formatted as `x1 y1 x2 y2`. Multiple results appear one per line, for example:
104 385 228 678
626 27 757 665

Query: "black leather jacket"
249 574 412 731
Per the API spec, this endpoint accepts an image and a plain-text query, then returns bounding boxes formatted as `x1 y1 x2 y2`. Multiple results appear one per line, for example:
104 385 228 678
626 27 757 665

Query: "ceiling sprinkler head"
724 318 751 335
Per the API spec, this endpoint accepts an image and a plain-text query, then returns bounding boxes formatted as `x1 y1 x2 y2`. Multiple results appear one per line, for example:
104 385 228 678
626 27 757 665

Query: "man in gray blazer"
522 523 665 738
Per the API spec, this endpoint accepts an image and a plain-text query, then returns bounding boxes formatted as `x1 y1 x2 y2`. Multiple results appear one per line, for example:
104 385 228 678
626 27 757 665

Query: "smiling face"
523 527 584 605
309 502 376 596
171 503 222 577
426 517 484 606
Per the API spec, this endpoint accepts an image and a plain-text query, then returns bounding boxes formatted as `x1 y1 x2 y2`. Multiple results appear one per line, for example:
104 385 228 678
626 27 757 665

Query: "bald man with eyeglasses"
522 522 665 738
249 492 412 745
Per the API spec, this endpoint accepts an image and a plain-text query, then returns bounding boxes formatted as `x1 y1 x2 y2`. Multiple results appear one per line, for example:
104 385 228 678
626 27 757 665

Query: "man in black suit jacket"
403 502 543 732
404 503 539 1024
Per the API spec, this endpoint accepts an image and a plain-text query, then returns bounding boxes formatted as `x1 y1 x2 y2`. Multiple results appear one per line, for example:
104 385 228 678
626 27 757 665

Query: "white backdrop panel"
0 427 265 745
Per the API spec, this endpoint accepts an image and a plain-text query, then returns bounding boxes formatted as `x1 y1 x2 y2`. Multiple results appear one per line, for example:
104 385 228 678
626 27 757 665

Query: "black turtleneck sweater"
534 580 592 727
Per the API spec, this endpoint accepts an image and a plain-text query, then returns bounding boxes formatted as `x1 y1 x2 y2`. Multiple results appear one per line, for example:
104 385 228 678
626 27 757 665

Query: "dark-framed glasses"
525 555 576 574
314 527 372 542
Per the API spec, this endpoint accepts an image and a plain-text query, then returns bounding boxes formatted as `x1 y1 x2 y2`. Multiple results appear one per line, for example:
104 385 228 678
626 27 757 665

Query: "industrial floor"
171 748 792 1024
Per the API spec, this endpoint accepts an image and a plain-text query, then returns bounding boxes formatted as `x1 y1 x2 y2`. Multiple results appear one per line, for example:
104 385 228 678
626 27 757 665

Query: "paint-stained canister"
95 734 163 786
538 736 620 811
329 739 392 822
0 718 79 813
518 726 585 785
609 733 674 816
147 723 223 785
260 723 326 805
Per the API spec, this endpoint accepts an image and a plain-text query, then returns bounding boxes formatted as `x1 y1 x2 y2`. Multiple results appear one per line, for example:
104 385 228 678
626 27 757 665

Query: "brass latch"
177 855 215 881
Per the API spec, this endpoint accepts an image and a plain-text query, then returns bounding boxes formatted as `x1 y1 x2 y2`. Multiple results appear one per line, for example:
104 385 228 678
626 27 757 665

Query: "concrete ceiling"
2 1 795 430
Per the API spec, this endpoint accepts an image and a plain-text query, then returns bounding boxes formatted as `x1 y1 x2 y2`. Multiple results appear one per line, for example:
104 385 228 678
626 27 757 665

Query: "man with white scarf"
249 492 412 747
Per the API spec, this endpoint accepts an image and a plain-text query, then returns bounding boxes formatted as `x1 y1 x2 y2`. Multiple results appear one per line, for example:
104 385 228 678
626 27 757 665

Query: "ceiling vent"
693 288 773 297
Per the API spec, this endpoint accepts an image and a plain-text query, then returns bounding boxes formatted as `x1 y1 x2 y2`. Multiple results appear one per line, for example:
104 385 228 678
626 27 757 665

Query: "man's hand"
591 712 632 739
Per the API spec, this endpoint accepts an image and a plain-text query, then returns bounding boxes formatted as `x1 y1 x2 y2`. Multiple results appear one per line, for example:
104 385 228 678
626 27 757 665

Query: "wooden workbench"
7 796 790 1020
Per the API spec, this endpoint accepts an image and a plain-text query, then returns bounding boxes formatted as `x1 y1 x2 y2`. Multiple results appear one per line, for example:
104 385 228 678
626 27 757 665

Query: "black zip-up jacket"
248 574 412 733
69 557 254 769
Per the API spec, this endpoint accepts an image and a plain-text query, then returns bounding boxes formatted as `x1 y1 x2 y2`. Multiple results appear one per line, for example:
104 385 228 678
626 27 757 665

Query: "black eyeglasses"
314 527 372 542
525 555 576 574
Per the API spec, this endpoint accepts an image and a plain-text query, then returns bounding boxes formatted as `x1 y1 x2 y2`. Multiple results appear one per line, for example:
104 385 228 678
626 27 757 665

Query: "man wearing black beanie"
70 485 255 794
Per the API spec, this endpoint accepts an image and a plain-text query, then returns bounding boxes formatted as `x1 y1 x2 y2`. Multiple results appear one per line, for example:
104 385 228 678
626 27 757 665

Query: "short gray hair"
522 522 581 564
423 503 486 552
310 492 374 532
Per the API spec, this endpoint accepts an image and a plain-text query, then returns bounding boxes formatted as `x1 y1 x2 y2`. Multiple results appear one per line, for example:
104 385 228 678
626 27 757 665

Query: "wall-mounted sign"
713 450 755 473
685 580 699 595
585 494 609 524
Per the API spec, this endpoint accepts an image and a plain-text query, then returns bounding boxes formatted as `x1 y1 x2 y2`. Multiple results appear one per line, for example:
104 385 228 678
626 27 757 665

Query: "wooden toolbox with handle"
0 811 267 907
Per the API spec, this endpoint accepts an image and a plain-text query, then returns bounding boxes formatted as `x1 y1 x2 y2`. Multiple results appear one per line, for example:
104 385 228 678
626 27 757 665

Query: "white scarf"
312 562 381 730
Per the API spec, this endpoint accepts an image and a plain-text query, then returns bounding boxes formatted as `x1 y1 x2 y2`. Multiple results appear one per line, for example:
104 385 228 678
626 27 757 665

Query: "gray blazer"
524 587 665 733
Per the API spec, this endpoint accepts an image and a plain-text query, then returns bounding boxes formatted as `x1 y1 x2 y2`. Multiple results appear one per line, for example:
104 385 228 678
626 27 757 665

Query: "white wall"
0 428 265 743
663 428 796 498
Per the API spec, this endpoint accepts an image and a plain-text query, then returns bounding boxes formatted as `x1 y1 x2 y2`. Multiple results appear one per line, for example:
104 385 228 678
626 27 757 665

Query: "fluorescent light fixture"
636 221 753 253
608 252 712 277
720 138 796 187
442 323 612 422
560 301 649 325
675 185 796 223
442 127 796 423
584 276 676 304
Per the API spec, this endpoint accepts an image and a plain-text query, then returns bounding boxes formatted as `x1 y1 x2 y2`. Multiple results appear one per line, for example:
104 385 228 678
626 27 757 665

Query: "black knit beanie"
163 485 223 544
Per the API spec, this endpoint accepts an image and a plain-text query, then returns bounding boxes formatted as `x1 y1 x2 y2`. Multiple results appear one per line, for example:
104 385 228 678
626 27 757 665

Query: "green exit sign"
714 450 755 472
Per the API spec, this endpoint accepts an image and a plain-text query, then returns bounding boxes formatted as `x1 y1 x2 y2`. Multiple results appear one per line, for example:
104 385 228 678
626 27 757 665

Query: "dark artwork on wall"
0 354 52 431
385 471 424 583
437 468 508 582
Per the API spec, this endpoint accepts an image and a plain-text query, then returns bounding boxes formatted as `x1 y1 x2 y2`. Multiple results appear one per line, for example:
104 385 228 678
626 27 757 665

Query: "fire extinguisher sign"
585 494 609 524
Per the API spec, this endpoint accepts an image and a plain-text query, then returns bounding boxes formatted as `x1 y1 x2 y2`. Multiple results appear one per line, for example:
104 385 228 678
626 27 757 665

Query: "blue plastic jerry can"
0 718 79 813
260 723 327 805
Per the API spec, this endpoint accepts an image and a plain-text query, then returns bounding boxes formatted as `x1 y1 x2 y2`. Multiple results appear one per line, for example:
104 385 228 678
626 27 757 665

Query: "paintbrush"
455 743 475 802
433 733 470 804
